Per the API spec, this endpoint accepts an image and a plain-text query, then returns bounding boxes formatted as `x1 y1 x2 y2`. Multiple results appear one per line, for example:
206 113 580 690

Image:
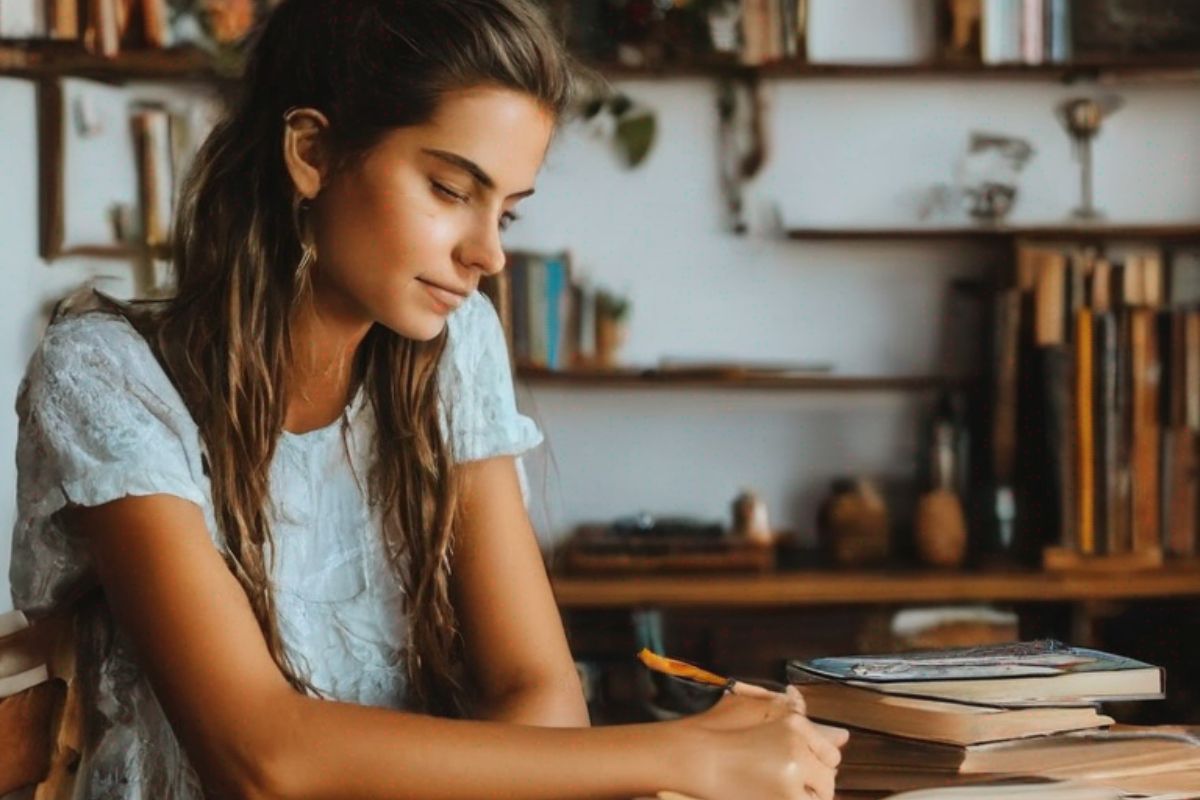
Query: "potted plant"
594 288 631 368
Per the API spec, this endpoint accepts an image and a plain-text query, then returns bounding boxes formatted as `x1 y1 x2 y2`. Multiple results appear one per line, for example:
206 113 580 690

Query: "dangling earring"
292 193 317 299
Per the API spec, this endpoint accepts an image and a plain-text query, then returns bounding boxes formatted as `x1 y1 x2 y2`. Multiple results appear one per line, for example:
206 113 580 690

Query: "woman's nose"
459 219 506 276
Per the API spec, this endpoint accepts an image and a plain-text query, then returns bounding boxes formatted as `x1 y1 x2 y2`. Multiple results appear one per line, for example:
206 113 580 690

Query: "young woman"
10 0 846 797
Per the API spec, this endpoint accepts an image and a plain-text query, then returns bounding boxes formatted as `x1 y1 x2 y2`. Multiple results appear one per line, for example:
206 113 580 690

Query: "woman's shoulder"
37 310 154 367
22 309 193 430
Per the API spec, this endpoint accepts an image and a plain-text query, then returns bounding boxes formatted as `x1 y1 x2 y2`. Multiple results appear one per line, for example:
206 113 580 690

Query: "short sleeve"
439 292 543 463
10 314 208 612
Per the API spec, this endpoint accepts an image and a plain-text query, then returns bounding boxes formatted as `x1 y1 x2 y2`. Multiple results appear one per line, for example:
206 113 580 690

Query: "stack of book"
994 244 1200 563
786 640 1200 795
738 0 805 66
981 0 1072 65
0 0 172 57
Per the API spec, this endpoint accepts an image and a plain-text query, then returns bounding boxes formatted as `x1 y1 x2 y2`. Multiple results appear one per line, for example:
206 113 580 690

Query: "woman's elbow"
190 700 309 800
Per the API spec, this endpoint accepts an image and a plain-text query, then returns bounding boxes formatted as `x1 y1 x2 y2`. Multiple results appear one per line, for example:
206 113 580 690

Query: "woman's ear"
282 107 331 200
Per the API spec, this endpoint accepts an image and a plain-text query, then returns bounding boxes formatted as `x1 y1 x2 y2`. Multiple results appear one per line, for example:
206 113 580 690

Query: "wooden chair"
0 604 86 800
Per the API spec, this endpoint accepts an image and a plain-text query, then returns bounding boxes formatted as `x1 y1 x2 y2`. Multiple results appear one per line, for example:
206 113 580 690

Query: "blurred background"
2 0 1200 726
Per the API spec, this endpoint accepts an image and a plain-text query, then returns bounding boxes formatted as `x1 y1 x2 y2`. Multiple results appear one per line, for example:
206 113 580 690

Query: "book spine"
88 0 119 56
984 0 1022 64
1021 0 1044 64
46 0 78 39
982 0 1002 64
141 0 168 47
992 288 1021 485
526 257 547 368
1129 308 1161 553
509 255 529 365
1046 0 1071 63
544 257 563 370
1094 310 1118 556
1112 307 1133 554
1162 310 1196 556
1074 308 1095 554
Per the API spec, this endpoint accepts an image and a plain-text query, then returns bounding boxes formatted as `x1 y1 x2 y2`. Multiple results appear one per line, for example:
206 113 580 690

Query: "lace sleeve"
10 315 208 612
439 292 543 463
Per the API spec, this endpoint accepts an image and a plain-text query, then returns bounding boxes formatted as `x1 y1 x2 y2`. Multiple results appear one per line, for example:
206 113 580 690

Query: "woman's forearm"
265 693 701 800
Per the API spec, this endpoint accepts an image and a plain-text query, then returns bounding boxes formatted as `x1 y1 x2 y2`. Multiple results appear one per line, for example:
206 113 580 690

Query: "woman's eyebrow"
421 148 535 199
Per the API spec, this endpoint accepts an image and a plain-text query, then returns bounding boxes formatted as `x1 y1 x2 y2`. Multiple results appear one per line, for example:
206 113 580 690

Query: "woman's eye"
432 181 468 203
499 211 520 232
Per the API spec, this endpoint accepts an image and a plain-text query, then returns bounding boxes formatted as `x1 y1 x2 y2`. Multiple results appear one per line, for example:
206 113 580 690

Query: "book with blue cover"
787 640 1164 706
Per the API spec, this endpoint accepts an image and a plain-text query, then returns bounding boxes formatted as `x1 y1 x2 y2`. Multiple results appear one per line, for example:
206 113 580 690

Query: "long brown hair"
142 0 574 716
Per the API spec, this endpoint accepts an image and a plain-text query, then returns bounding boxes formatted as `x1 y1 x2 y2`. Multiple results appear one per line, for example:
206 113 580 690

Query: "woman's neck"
285 287 373 434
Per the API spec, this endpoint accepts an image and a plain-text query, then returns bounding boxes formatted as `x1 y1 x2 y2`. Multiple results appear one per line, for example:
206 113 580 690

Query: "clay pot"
817 478 890 566
595 316 627 368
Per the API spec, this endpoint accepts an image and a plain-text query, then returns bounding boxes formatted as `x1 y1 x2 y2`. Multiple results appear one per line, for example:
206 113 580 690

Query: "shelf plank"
551 565 1200 608
516 366 952 392
760 58 1200 81
587 57 1200 82
0 44 230 81
5 45 1199 83
785 224 1200 242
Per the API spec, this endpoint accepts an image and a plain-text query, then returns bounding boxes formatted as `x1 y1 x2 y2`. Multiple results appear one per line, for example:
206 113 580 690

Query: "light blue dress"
8 291 542 799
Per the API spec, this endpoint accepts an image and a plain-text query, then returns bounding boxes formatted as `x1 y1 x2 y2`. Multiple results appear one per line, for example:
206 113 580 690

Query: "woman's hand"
676 686 849 800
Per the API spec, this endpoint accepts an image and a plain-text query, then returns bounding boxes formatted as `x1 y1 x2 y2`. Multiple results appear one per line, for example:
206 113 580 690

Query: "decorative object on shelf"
921 131 1034 225
558 514 775 573
730 488 774 545
914 393 969 568
168 0 268 75
1056 94 1123 220
579 89 658 168
817 477 891 566
594 287 631 367
716 76 767 234
693 0 741 56
40 77 139 259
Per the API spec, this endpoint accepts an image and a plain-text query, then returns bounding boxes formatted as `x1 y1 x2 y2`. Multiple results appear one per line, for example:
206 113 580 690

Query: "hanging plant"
579 90 659 169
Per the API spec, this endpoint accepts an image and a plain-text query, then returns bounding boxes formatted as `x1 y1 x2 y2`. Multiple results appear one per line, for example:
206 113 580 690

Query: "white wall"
0 78 139 612
505 76 1200 546
3 73 1199 608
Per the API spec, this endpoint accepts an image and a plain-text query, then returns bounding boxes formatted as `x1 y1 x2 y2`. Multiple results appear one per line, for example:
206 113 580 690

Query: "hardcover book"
787 640 1164 705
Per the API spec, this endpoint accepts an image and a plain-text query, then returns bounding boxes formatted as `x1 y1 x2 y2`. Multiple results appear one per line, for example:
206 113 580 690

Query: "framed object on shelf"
38 76 141 259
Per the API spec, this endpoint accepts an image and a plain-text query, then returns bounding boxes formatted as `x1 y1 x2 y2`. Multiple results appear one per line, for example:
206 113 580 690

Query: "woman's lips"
417 278 468 312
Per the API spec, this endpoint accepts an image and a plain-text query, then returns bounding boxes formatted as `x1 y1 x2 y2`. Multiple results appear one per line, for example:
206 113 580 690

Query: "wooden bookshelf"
583 57 1200 83
8 45 1197 85
551 564 1200 609
785 223 1200 243
760 58 1200 82
0 44 230 82
516 366 954 392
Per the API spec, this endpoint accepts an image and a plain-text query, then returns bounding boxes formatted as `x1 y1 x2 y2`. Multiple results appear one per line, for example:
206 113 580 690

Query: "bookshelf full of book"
995 243 1200 568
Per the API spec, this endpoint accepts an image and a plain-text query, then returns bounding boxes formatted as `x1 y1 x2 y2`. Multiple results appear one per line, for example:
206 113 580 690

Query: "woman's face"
306 86 555 341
